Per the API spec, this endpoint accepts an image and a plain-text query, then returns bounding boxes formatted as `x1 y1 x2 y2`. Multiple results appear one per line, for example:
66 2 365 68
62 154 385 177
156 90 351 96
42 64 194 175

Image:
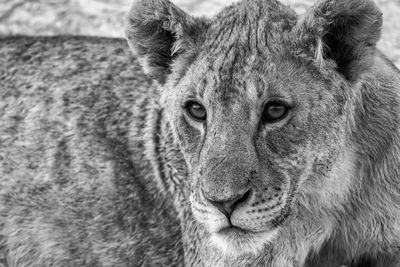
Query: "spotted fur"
1 0 400 266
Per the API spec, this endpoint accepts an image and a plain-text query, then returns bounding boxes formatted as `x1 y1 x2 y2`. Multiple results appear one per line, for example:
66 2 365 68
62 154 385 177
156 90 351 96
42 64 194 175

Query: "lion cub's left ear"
125 0 208 85
293 0 383 82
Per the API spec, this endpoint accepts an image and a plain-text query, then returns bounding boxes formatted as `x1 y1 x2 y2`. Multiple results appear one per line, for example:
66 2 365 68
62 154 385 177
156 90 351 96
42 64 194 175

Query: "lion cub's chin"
209 227 279 257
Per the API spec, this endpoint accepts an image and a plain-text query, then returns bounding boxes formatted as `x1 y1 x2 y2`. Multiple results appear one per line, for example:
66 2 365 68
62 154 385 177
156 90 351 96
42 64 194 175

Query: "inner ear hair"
296 0 383 82
125 0 207 84
322 1 382 81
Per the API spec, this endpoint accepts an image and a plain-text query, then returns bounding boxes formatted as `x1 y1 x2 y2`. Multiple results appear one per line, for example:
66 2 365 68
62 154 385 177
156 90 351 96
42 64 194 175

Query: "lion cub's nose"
207 190 251 218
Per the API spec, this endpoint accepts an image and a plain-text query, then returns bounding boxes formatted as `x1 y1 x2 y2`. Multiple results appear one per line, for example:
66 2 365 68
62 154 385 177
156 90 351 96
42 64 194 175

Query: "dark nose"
207 190 251 218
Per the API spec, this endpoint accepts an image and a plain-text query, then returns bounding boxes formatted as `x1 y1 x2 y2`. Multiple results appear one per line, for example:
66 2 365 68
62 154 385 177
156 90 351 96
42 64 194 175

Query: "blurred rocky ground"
0 0 399 66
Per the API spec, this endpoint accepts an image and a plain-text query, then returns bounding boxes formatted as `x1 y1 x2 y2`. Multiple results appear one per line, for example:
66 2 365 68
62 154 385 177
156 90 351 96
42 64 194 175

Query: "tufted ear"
125 0 208 84
292 0 383 82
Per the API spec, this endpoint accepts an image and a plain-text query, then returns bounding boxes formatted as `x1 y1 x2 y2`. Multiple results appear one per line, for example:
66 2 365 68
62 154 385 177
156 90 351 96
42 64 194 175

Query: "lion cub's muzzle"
190 134 289 254
198 182 286 234
192 147 288 236
192 165 286 255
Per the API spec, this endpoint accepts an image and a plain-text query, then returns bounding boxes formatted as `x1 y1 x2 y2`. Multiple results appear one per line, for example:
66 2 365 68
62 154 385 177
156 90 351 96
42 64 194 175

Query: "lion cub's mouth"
202 197 289 256
217 225 253 236
191 188 290 255
214 219 279 241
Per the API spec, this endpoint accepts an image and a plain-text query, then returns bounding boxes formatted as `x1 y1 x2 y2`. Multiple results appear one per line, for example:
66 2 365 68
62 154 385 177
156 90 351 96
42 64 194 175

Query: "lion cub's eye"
185 101 207 122
263 102 288 123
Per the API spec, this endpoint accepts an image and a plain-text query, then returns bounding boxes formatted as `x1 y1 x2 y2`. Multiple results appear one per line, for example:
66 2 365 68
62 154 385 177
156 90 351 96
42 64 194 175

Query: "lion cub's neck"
325 62 400 260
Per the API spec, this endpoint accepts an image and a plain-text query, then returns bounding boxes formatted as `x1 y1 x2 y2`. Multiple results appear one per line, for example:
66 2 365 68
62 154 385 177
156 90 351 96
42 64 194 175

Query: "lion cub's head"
126 0 382 257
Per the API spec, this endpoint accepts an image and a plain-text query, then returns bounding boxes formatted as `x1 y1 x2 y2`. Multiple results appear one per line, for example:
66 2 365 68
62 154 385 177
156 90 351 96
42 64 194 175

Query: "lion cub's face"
163 48 349 254
127 0 381 258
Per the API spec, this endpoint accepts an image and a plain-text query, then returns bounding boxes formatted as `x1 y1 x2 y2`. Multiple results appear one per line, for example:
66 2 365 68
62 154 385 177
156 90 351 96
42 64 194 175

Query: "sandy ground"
0 0 399 67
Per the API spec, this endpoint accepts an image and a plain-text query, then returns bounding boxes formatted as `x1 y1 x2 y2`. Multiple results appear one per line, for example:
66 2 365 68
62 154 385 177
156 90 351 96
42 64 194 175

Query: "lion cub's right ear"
125 0 208 84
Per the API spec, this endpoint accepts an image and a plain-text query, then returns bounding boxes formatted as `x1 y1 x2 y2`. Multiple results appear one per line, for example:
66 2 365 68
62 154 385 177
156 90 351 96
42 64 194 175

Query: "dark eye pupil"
263 103 287 122
187 101 206 121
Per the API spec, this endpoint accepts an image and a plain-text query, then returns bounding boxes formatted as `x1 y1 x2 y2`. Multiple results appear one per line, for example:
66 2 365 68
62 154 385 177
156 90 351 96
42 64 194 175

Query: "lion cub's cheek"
171 114 205 162
303 145 356 208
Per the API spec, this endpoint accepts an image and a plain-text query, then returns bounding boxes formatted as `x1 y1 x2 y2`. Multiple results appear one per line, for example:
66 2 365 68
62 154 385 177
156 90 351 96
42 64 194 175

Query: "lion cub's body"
1 0 400 266
0 36 185 266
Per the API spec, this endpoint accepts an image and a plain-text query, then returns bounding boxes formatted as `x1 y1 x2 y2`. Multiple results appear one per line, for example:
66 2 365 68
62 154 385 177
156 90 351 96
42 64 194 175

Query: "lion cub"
1 0 400 266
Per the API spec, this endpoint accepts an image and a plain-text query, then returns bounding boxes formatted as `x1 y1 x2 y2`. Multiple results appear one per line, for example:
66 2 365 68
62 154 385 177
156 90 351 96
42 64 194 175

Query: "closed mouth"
218 226 252 235
215 209 291 236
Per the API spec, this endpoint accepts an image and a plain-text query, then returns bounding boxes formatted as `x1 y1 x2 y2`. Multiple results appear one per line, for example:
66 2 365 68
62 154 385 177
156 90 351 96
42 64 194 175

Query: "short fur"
1 0 400 266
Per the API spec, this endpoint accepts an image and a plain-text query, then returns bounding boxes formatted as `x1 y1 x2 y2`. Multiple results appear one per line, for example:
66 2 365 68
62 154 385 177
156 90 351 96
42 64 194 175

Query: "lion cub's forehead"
189 0 298 102
191 49 295 108
203 0 297 55
194 52 263 102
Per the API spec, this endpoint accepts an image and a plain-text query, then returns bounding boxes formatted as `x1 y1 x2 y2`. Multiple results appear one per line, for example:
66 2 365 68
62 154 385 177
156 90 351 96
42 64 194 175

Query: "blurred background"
0 0 399 67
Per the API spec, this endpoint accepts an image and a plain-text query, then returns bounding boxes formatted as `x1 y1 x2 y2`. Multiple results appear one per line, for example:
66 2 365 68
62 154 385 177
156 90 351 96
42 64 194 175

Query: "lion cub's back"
0 36 149 185
0 36 183 266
